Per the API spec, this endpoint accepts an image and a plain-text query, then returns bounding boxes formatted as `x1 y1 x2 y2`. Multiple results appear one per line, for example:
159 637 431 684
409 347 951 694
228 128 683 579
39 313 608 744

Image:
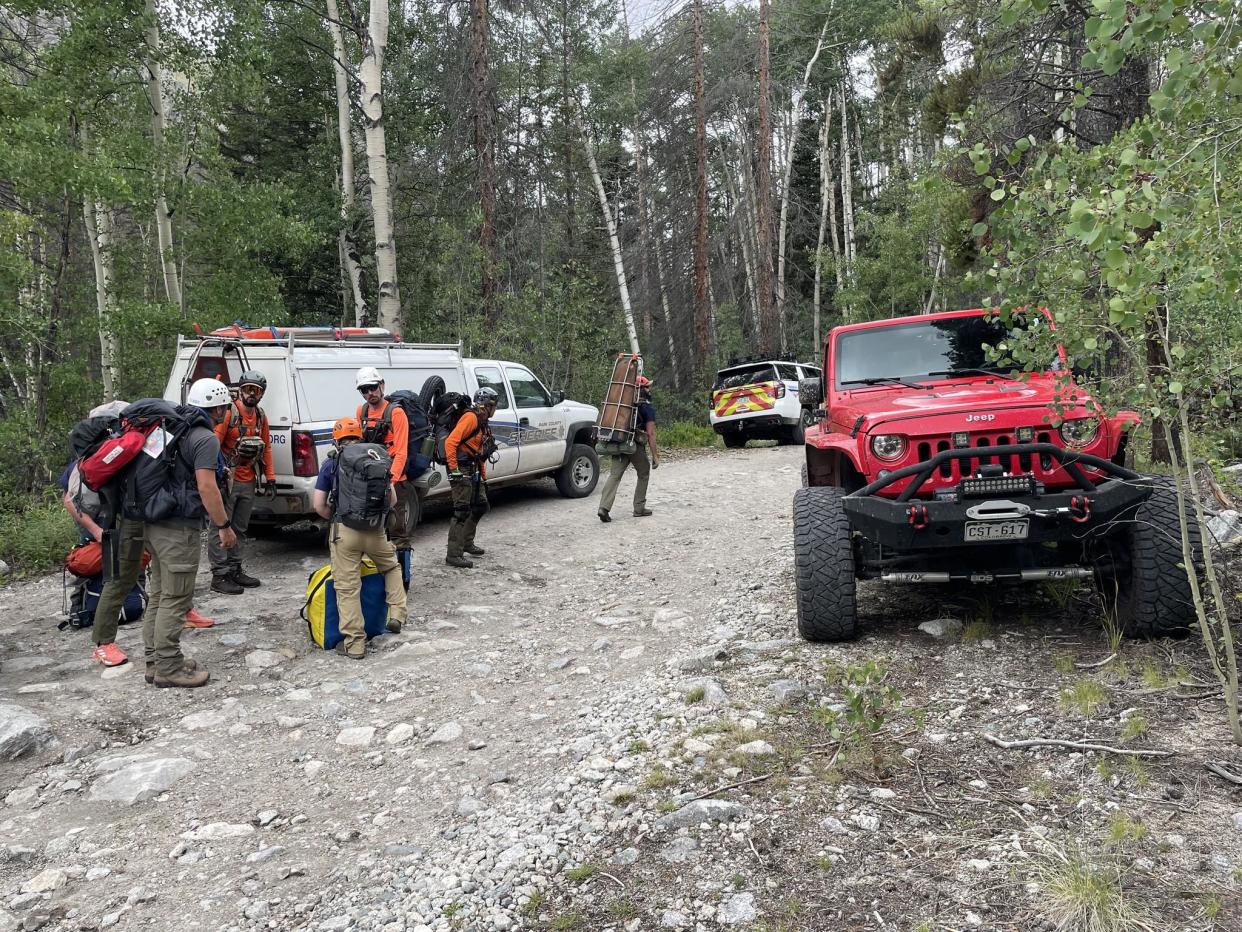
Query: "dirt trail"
1 445 1238 932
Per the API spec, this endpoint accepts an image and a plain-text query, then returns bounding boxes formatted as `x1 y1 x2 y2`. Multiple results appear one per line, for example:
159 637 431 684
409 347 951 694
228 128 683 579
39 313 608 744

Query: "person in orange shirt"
209 370 274 594
444 387 498 568
354 366 413 572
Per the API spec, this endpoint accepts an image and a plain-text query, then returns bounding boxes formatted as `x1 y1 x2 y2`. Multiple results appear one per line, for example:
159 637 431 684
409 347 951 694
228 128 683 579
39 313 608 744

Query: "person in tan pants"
312 416 407 659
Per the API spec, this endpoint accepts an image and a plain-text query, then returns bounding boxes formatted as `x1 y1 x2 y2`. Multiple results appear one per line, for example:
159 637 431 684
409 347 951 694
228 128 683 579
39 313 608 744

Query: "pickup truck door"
470 365 520 480
504 364 565 474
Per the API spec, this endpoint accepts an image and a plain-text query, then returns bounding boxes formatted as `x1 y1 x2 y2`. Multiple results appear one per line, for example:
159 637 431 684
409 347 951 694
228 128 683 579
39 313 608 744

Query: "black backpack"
431 392 478 465
119 402 207 523
332 443 392 531
357 393 434 479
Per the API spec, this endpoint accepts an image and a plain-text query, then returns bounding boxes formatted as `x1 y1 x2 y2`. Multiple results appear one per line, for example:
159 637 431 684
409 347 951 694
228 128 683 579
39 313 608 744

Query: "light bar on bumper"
958 474 1038 498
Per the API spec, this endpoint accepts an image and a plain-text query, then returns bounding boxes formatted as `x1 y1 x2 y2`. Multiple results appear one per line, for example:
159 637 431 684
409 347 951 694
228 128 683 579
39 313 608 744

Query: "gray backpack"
332 443 392 531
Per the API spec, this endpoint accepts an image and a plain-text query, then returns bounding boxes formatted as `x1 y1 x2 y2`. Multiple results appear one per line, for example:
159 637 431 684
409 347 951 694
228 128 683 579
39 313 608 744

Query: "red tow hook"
907 503 930 529
1069 496 1092 523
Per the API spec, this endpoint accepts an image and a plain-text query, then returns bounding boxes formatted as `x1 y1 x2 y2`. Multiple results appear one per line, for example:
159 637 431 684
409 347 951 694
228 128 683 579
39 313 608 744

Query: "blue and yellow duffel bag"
301 560 390 650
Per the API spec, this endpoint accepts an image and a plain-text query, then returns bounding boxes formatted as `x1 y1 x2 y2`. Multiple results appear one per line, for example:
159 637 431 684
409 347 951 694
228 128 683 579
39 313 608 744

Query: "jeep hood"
833 376 1091 433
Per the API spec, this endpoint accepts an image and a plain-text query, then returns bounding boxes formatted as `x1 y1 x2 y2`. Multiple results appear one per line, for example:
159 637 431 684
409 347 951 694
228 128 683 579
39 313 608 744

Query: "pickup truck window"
505 366 553 408
714 364 777 390
474 366 512 409
835 316 1016 387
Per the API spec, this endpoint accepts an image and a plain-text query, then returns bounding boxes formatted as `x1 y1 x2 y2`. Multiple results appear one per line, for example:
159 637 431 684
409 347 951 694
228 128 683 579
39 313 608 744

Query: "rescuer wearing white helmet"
353 366 414 573
135 378 237 689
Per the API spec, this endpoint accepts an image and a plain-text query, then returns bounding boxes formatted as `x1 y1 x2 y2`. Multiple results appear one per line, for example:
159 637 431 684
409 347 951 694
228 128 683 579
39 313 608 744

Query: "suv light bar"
959 475 1037 498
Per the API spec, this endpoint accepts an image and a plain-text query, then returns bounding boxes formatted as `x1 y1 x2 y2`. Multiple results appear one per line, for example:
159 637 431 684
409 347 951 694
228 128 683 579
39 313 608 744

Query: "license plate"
964 519 1029 542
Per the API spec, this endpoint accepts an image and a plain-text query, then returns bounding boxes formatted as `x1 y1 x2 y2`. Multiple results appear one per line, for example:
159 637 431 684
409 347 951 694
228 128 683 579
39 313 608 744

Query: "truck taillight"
774 383 786 399
292 431 318 477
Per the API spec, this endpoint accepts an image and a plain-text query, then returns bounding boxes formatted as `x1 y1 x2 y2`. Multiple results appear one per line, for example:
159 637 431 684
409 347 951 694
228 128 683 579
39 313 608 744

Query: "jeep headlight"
869 434 907 461
1059 418 1099 448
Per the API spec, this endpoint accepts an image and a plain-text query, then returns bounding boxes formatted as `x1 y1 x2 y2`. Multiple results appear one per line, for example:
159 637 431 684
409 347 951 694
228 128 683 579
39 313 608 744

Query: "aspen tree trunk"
577 112 640 355
325 0 367 325
722 142 760 340
143 0 183 313
360 0 400 331
84 198 119 400
632 81 654 341
691 0 710 373
755 0 775 355
838 83 857 315
469 0 498 326
812 101 834 354
652 235 682 389
776 20 829 353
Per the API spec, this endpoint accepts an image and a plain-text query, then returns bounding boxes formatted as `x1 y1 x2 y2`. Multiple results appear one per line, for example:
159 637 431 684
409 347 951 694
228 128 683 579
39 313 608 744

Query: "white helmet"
187 378 231 409
356 366 383 388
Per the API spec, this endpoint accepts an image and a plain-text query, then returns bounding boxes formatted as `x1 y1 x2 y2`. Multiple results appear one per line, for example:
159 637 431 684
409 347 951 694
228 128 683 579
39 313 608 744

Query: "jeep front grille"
912 430 1065 485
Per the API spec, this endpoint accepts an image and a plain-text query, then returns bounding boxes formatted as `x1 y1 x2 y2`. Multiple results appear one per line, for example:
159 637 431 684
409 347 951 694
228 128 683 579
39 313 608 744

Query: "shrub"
661 421 721 449
0 493 78 574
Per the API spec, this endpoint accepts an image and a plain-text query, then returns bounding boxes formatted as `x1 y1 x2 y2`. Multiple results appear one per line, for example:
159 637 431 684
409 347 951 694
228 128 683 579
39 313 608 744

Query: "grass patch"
519 892 543 917
661 421 721 449
643 767 676 790
1060 679 1109 717
684 685 706 704
1037 849 1147 931
1119 713 1149 741
608 898 639 920
0 494 78 574
626 739 650 754
608 789 636 805
549 912 585 931
565 864 597 882
1054 653 1077 675
1106 812 1148 847
962 619 993 642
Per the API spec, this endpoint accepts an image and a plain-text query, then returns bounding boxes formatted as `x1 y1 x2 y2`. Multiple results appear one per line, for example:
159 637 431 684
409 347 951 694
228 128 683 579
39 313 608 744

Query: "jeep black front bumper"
841 443 1149 551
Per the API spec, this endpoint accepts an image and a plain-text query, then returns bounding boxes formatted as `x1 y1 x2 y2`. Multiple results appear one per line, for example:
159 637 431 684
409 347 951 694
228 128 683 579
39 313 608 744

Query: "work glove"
260 477 277 498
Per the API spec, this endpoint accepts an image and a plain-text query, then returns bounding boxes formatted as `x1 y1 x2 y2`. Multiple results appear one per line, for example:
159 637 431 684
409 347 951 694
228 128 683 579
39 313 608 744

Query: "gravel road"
0 444 807 931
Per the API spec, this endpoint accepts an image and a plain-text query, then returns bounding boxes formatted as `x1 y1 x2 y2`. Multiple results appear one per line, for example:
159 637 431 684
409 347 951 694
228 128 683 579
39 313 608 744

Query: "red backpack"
79 399 183 492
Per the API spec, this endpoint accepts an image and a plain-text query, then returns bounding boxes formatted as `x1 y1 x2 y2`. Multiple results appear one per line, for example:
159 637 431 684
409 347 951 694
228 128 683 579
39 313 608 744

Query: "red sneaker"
184 608 216 629
92 643 129 667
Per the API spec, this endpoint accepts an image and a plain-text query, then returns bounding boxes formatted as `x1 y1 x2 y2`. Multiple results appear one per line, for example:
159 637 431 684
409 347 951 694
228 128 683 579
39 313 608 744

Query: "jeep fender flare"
804 429 866 491
560 421 597 466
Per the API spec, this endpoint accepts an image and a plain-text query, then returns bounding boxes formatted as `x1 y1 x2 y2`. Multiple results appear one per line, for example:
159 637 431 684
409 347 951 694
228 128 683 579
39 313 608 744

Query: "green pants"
144 522 201 677
329 523 408 656
446 469 489 558
208 478 254 576
386 479 413 550
598 441 650 514
93 518 146 647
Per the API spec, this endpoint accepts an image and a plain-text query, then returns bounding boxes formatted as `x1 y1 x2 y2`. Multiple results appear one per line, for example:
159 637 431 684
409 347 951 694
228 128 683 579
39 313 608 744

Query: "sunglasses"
358 384 381 395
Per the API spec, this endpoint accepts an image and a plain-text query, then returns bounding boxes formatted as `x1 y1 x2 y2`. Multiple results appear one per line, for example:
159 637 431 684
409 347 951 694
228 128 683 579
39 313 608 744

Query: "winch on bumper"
841 443 1148 551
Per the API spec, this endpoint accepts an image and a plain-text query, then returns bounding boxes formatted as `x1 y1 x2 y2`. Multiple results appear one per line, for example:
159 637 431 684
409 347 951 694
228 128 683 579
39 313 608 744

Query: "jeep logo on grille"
965 414 996 423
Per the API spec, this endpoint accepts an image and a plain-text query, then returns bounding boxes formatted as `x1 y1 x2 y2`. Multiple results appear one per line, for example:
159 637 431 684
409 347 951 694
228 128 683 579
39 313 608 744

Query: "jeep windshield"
835 315 1027 389
714 363 778 390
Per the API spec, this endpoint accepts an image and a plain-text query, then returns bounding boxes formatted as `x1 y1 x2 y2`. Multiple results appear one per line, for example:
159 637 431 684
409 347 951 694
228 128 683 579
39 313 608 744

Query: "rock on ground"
0 704 55 761
89 758 196 805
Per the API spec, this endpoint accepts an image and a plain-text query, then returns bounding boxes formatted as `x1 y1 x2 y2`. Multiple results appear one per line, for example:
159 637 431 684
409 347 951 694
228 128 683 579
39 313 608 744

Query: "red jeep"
794 308 1197 641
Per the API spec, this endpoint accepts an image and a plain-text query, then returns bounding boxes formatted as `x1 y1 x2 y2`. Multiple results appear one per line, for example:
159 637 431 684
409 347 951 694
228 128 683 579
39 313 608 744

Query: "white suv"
164 329 600 529
709 358 821 448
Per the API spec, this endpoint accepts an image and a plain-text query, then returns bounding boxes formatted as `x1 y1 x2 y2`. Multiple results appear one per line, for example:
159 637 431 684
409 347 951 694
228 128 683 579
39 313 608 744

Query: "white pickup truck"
163 327 600 529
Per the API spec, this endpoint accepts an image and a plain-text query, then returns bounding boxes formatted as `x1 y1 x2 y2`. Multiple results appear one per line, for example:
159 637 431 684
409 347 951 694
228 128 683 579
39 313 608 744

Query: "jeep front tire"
793 486 858 641
1093 474 1199 638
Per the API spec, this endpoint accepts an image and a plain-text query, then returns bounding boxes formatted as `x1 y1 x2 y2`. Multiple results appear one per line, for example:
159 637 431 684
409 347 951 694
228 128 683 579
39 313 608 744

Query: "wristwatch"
215 522 231 530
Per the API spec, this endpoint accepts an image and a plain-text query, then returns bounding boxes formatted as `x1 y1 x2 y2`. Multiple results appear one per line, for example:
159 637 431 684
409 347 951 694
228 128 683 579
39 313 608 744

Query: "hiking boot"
145 658 202 685
211 574 244 595
184 608 216 629
597 510 611 523
92 642 129 668
334 642 365 661
386 616 403 634
464 544 485 556
231 569 261 588
445 555 474 569
153 663 210 689
634 508 653 517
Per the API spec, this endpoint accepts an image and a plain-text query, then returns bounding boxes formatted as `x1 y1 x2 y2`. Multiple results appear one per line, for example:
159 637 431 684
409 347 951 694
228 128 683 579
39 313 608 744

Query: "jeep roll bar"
850 443 1141 502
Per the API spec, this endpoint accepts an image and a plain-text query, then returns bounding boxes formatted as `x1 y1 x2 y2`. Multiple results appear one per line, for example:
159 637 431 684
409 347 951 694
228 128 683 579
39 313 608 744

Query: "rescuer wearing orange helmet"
598 374 659 521
311 416 407 659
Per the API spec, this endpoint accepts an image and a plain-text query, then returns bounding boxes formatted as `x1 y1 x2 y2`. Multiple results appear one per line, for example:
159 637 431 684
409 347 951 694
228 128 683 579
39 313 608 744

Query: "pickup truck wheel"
1093 474 1199 638
793 486 858 641
723 434 747 449
555 443 599 498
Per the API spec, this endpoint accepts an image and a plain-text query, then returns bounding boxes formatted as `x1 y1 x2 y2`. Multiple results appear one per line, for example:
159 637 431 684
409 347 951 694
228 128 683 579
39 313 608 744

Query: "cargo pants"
92 518 146 647
329 522 407 657
386 479 413 550
144 522 201 677
446 466 489 558
598 436 650 515
208 478 255 577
